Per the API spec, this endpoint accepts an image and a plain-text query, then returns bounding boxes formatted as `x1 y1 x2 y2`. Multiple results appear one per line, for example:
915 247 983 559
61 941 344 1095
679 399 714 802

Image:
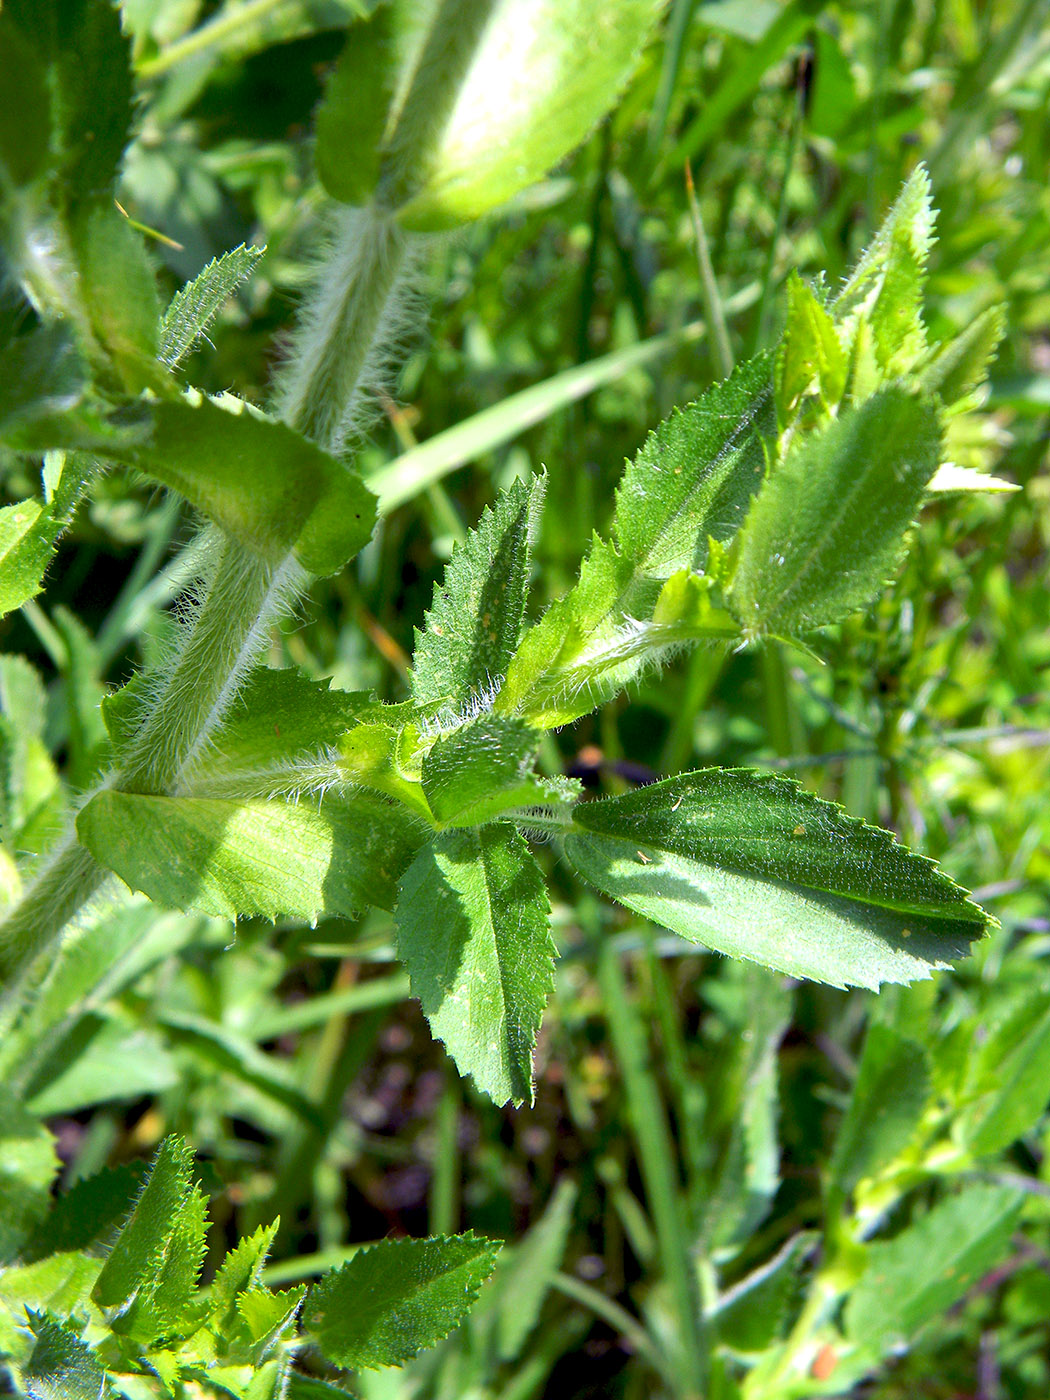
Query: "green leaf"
51 606 108 787
161 244 266 368
927 462 1019 494
498 355 773 725
396 824 554 1105
315 3 401 206
303 1233 501 1370
421 713 576 827
0 322 88 447
3 0 134 198
729 386 942 638
412 473 544 709
176 666 372 797
958 1001 1050 1157
71 201 162 392
564 769 988 989
124 396 377 576
0 499 62 619
0 1086 60 1265
917 304 1005 406
832 164 935 378
25 1017 179 1116
22 1163 148 1263
0 17 51 187
77 789 425 921
494 1178 576 1360
776 272 846 421
339 722 433 821
712 1232 815 1353
23 1313 105 1400
210 1223 279 1328
828 1024 930 1201
93 1136 201 1316
844 1184 1022 1347
235 1285 306 1363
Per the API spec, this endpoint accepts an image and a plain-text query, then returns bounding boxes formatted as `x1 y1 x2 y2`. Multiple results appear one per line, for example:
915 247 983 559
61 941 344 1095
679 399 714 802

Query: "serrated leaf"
0 499 62 619
236 1285 306 1363
729 386 942 637
412 473 544 708
76 789 425 921
421 713 575 827
926 462 1019 493
0 1252 101 1322
161 245 266 368
134 1177 209 1341
498 356 773 725
22 1162 148 1263
123 396 377 576
93 1136 198 1314
396 824 554 1105
564 769 988 989
210 1223 279 1326
316 3 401 206
712 1232 815 1353
0 1086 60 1265
833 164 935 377
776 271 846 420
24 1313 105 1400
917 305 1005 405
303 1233 501 1370
828 1025 930 1200
394 0 661 230
177 667 372 797
844 1184 1022 1346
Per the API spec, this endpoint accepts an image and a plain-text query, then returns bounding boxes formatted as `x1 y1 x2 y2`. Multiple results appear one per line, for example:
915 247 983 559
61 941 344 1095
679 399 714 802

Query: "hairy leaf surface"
77 789 424 921
304 1233 500 1370
730 386 941 637
421 713 575 826
564 769 988 988
413 473 543 708
161 245 266 368
396 824 553 1105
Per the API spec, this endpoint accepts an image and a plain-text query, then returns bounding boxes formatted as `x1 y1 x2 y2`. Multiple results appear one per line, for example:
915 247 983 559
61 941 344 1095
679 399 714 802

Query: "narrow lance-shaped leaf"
304 1233 501 1370
412 472 544 709
161 244 266 368
315 3 402 206
564 768 989 989
729 386 942 638
499 354 773 726
396 823 554 1105
0 499 62 620
77 789 425 923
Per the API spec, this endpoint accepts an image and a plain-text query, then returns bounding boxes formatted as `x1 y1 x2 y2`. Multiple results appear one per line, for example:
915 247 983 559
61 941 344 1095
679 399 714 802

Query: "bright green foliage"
303 1233 502 1369
22 1314 105 1400
76 790 424 921
125 398 378 576
730 386 942 638
71 202 162 393
161 245 266 368
827 1024 931 1200
315 3 401 206
0 0 133 200
565 770 987 989
0 323 86 447
832 165 935 378
396 824 553 1104
315 0 661 229
844 1184 1022 1347
0 1089 59 1265
776 272 846 420
412 473 544 708
0 500 61 620
421 714 577 826
956 992 1050 1156
498 355 773 725
917 304 1006 406
492 1179 577 1360
712 1233 815 1354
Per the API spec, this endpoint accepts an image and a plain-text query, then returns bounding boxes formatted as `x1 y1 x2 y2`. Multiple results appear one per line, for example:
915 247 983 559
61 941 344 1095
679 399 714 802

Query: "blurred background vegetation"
3 0 1049 1395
